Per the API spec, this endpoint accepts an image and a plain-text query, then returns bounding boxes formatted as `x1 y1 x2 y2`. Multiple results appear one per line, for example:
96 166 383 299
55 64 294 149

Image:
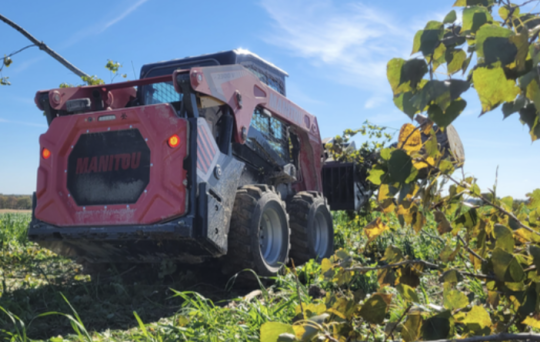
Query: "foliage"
58 60 128 88
324 121 394 165
388 0 540 141
261 1 540 341
0 194 31 210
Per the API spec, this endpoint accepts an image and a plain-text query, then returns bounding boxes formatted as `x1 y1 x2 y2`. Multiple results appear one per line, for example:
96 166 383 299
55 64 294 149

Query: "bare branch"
0 13 89 78
344 259 496 281
384 305 411 342
344 259 439 272
419 157 540 237
457 234 486 264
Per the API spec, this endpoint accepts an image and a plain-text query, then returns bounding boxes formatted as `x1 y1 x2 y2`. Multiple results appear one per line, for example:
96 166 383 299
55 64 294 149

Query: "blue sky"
0 0 538 198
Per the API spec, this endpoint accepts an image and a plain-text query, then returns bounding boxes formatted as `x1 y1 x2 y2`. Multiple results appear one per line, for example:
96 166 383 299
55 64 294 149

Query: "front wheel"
288 192 334 265
222 185 290 277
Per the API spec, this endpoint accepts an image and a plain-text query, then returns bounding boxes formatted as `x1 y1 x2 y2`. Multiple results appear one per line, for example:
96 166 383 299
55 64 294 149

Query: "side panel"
174 66 323 192
35 104 189 226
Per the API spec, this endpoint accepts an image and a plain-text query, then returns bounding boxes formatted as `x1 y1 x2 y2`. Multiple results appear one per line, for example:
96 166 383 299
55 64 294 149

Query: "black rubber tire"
222 185 290 277
288 192 334 265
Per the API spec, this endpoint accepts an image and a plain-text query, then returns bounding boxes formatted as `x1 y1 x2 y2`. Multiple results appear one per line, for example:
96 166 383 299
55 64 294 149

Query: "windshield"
142 82 182 105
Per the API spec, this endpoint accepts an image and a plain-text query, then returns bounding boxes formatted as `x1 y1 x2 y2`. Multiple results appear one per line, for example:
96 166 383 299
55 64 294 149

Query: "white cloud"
260 0 448 109
99 0 150 33
364 96 388 109
62 0 150 47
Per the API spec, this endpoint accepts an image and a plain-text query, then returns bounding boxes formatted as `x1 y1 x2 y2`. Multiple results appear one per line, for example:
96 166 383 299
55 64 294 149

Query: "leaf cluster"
388 0 540 141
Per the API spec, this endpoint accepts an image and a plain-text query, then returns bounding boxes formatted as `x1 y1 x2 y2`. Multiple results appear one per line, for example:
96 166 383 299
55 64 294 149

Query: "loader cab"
138 49 288 106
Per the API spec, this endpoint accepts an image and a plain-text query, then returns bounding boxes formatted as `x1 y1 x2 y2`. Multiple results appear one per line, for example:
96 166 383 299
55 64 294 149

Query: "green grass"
0 210 483 341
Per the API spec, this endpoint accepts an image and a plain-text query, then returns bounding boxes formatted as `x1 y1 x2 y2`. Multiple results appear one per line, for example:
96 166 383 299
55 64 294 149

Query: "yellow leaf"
413 156 434 169
398 123 422 153
365 217 389 241
321 258 332 273
523 316 540 329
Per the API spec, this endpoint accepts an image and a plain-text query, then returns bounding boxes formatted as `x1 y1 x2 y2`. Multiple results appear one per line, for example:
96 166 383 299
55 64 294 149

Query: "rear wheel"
289 192 333 264
222 185 290 277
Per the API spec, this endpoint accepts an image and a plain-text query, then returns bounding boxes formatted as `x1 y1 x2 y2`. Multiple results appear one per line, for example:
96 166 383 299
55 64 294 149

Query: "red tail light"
168 134 180 148
42 148 51 159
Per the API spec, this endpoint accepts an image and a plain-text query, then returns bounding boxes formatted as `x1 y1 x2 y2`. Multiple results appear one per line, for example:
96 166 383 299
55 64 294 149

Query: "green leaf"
476 25 515 66
499 6 519 21
432 44 447 72
492 247 525 282
358 293 392 324
494 224 514 253
411 80 469 113
529 245 540 273
472 66 520 114
509 30 529 72
387 58 428 95
423 311 453 340
427 99 467 128
502 96 526 119
394 92 422 119
444 10 457 24
454 0 495 6
388 149 414 184
527 79 540 114
367 167 385 186
527 189 540 210
440 269 464 284
397 283 420 303
261 322 295 342
413 21 445 57
382 245 403 263
401 314 423 342
446 48 467 75
462 306 492 335
461 6 493 34
443 289 469 311
518 104 540 141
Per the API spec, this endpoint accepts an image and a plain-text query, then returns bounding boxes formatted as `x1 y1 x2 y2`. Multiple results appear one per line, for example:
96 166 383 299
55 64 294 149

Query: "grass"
0 210 484 341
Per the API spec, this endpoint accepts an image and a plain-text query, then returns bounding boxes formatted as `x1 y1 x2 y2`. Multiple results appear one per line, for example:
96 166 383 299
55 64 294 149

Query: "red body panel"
35 103 188 226
175 66 323 192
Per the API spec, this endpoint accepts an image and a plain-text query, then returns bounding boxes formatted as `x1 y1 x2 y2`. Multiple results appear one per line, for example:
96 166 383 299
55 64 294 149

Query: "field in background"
0 210 449 341
0 209 31 214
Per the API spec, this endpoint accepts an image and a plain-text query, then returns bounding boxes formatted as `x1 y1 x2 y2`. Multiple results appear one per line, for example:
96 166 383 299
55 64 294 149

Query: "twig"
291 259 305 319
503 314 519 332
384 305 412 342
457 234 486 263
422 332 540 342
0 13 89 78
421 159 540 237
345 260 496 281
0 44 36 71
345 260 439 272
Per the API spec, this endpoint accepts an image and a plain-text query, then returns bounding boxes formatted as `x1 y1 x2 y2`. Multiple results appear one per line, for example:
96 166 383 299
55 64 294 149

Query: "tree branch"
344 260 496 281
457 234 486 264
419 157 540 237
423 332 540 342
0 13 89 78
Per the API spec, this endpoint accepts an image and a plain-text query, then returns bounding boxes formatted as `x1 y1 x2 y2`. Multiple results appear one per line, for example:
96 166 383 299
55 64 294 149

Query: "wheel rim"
259 203 284 266
313 210 330 258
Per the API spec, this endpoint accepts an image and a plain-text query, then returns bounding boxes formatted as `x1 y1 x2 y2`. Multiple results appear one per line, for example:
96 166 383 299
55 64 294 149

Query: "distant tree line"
0 194 31 209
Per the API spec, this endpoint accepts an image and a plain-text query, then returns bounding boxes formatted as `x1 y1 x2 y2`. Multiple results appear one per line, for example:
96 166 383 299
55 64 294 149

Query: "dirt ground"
0 209 31 213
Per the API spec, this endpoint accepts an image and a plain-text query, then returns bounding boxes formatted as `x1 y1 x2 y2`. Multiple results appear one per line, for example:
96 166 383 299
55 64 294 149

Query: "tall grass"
0 213 30 249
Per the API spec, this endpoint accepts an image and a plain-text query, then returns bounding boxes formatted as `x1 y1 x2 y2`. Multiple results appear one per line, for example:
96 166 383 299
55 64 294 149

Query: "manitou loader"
28 50 460 277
